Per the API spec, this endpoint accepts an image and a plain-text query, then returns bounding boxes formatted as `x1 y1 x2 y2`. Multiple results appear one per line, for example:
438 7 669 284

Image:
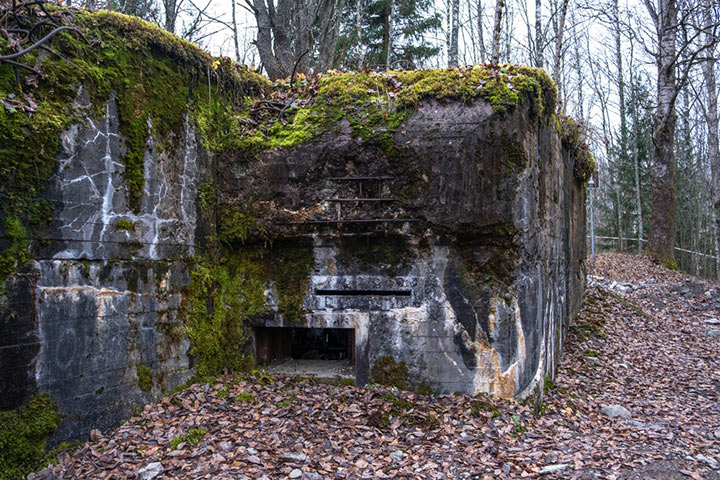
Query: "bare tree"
551 0 569 88
247 0 345 78
642 0 718 266
703 5 720 278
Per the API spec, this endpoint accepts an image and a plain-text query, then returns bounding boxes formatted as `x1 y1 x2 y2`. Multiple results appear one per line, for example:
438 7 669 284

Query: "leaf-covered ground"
33 254 720 479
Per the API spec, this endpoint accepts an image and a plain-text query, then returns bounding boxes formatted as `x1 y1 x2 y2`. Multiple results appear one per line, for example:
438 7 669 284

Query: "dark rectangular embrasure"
314 289 411 297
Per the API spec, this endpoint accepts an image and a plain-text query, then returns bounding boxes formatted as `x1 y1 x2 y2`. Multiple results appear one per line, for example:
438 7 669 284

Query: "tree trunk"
383 0 395 68
571 10 584 120
252 0 289 78
232 0 241 61
163 0 177 34
476 0 486 63
356 0 365 68
448 0 460 66
318 0 346 72
490 0 504 64
551 0 568 89
704 7 720 279
646 0 678 268
535 0 543 68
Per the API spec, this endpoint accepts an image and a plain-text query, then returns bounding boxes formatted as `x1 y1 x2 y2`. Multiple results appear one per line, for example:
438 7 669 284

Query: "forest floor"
33 254 720 480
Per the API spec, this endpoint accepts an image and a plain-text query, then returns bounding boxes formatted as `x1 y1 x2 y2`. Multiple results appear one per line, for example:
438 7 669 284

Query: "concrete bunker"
0 15 591 444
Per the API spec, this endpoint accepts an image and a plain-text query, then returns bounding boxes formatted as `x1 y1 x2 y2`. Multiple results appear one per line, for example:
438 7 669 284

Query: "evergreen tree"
336 0 441 69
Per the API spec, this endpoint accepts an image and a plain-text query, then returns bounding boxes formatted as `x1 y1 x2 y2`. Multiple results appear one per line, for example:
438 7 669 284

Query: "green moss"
182 255 267 378
334 377 355 387
235 392 256 403
469 394 501 418
136 365 153 392
414 383 434 395
114 219 136 232
556 114 596 183
0 217 30 290
0 394 62 480
265 243 314 324
212 65 557 165
197 180 216 213
169 435 183 449
186 428 206 445
217 204 266 244
493 134 528 171
544 373 555 391
275 395 296 408
370 356 409 390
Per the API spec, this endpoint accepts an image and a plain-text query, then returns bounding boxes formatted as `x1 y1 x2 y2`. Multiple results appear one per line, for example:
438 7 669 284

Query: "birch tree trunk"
491 0 505 64
448 0 460 66
645 0 679 268
476 0 487 63
535 0 543 68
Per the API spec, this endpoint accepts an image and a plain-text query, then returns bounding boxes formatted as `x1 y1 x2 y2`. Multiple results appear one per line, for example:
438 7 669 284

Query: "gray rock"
137 462 163 480
585 356 602 366
390 450 407 462
539 464 571 475
696 454 719 470
247 447 258 455
704 318 720 325
706 328 720 339
280 452 309 463
600 405 632 419
218 441 233 452
544 453 558 464
622 419 645 428
289 469 303 478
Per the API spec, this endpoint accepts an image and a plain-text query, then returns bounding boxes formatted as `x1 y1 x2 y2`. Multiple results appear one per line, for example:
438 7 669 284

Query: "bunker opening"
254 327 356 379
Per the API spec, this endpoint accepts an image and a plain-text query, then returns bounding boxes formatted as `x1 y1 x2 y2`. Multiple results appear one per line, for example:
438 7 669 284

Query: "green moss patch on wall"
182 254 267 378
136 364 153 392
198 64 559 165
370 356 410 390
265 240 315 323
182 238 314 377
0 8 267 287
556 114 596 183
0 394 62 480
217 203 267 244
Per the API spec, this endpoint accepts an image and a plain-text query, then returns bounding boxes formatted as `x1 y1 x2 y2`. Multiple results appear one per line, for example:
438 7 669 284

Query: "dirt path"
34 254 720 479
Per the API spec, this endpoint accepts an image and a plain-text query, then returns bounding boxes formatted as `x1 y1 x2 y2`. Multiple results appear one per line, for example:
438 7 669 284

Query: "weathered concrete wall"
229 99 586 397
0 68 586 445
0 92 205 443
